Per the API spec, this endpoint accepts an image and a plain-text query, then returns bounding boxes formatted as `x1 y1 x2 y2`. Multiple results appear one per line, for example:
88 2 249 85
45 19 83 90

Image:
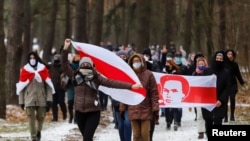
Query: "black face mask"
54 60 61 66
214 61 223 70
80 66 92 70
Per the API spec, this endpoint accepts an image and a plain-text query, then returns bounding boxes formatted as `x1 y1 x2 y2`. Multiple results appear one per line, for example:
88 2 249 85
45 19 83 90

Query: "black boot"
63 112 67 120
37 131 41 141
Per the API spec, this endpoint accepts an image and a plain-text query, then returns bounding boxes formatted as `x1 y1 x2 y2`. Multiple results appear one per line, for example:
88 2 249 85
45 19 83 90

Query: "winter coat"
224 60 244 93
61 50 133 113
203 51 231 105
19 78 53 107
120 53 159 120
48 63 65 91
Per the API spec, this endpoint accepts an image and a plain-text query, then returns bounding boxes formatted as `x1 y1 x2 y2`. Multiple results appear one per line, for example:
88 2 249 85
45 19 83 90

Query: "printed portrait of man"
158 74 189 106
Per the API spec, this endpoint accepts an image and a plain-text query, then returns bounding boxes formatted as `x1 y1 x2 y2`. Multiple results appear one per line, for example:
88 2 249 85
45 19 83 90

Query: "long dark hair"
27 51 44 66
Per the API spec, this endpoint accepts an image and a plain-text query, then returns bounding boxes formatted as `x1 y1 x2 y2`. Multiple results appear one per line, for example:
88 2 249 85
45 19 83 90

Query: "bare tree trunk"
6 0 24 104
74 0 88 42
193 0 202 52
218 0 226 50
64 0 71 39
0 0 6 119
183 0 193 54
205 0 214 58
88 0 104 45
165 0 176 45
42 0 58 63
21 0 31 66
135 0 150 52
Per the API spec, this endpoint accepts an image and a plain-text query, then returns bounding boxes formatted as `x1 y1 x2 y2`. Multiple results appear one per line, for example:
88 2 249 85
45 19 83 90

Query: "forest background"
1 0 250 119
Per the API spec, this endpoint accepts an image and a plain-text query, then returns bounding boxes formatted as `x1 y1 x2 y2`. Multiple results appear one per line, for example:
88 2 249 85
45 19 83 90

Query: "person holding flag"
120 53 159 141
62 39 142 141
202 51 231 136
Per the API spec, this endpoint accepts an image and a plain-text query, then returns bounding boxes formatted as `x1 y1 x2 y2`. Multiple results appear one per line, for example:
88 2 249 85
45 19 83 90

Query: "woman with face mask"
62 39 142 141
120 53 159 141
201 51 231 137
17 52 55 141
192 57 208 139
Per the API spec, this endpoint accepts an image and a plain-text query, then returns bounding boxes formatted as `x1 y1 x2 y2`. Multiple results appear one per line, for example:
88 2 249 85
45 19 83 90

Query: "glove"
120 111 125 120
46 101 52 112
153 111 159 125
20 104 25 110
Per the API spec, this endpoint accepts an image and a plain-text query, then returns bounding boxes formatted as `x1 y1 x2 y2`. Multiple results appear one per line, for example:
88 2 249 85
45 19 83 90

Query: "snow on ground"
0 107 209 141
94 108 208 141
0 106 244 141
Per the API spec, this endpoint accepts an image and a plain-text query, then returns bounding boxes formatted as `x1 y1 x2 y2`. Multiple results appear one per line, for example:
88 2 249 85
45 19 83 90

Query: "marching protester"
112 49 132 141
17 51 55 141
120 53 159 141
202 51 231 135
170 51 188 130
48 54 67 122
142 47 161 141
224 49 245 122
63 54 81 123
162 59 181 131
61 38 142 141
192 57 208 139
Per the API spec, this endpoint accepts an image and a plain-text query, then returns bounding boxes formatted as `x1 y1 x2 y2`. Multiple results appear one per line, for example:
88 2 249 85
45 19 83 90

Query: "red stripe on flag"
77 49 146 97
182 86 217 103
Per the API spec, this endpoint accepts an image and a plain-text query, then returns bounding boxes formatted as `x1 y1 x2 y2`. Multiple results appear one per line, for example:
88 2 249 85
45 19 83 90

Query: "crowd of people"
17 38 245 141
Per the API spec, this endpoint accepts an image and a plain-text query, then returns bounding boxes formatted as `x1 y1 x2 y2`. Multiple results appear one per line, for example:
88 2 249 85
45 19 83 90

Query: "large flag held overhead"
71 41 217 110
71 41 146 105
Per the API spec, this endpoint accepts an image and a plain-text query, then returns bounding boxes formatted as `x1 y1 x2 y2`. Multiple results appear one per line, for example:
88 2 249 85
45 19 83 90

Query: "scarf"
16 62 55 95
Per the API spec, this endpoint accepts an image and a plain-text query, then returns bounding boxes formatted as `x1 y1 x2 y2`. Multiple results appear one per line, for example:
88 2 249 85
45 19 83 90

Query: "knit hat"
142 48 151 56
116 50 128 58
79 57 93 67
53 54 61 60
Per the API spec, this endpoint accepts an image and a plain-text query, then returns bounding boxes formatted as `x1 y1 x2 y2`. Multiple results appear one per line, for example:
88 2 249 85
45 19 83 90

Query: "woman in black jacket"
202 51 231 135
224 49 245 122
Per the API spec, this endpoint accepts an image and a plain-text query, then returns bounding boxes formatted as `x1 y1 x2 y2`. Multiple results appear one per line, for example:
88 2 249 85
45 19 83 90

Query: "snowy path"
1 107 241 141
94 108 208 141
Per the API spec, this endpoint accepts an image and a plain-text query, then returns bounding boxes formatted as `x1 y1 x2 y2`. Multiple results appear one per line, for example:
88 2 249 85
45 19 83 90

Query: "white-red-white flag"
71 41 146 105
71 41 217 111
16 62 55 95
153 72 217 111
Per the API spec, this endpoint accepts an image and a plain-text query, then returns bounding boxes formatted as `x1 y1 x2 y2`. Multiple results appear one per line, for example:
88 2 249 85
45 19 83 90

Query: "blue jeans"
115 111 132 141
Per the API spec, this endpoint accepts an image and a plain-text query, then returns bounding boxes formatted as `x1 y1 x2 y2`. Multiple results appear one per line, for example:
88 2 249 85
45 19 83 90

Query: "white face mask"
132 62 142 69
30 59 36 66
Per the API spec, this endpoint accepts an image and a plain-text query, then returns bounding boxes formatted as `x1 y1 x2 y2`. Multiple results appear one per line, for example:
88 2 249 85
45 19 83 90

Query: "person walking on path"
48 54 67 121
17 51 55 141
192 57 208 139
202 51 231 136
62 38 142 141
120 53 159 141
224 49 245 122
62 54 81 123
